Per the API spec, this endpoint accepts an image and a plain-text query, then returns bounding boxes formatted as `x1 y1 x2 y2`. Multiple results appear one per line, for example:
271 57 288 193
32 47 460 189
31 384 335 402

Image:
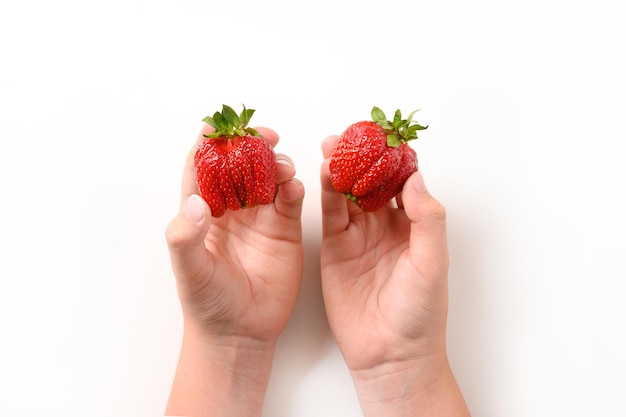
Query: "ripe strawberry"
329 107 427 212
194 104 277 217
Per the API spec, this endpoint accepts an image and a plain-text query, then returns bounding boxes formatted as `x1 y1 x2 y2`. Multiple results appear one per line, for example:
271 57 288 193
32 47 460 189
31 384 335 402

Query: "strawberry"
194 104 277 217
329 107 427 212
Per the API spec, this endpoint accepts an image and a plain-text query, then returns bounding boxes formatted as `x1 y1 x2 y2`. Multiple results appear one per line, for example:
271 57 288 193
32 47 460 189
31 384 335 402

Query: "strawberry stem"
345 193 358 202
202 104 261 138
371 106 428 147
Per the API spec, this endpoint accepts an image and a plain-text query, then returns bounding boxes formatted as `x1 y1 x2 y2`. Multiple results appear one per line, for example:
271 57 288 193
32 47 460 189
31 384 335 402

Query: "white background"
1 0 625 416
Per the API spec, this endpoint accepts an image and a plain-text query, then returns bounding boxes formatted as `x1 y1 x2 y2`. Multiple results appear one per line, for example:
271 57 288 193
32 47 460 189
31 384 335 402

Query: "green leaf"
240 107 255 128
406 109 420 122
409 123 428 132
370 106 430 144
393 109 402 127
379 120 393 130
200 104 260 137
371 107 386 123
246 127 261 137
202 116 218 129
387 134 402 147
212 112 228 132
221 104 240 127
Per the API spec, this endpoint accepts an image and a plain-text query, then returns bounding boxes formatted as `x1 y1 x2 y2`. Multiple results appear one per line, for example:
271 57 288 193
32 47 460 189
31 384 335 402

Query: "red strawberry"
329 107 427 211
194 104 277 217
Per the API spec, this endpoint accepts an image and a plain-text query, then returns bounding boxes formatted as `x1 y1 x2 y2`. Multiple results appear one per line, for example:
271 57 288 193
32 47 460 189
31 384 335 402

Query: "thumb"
165 194 213 280
402 171 449 272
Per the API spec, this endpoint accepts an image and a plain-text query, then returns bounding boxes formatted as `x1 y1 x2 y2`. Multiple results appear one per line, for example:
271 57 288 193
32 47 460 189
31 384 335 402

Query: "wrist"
350 352 470 417
165 321 276 417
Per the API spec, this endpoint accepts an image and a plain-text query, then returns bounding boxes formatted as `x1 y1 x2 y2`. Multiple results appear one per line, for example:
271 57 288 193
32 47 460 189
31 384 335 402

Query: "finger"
320 157 350 235
255 126 279 148
273 154 304 221
321 135 340 158
401 171 449 272
396 191 405 209
275 154 296 184
165 194 214 282
274 178 305 221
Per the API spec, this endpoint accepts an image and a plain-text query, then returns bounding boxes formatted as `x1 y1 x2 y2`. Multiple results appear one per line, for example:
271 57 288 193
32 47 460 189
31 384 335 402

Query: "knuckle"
164 220 188 250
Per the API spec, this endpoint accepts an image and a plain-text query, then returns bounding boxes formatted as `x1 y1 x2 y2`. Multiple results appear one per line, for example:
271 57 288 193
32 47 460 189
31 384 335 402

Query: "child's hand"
166 124 304 341
320 134 469 416
164 125 304 417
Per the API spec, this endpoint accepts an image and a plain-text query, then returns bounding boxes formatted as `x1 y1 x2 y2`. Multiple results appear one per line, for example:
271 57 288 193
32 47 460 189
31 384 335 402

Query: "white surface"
1 0 625 416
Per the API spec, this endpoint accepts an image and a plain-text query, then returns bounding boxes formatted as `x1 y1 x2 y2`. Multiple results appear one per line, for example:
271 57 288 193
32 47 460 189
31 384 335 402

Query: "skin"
164 125 305 416
163 127 470 416
320 135 471 416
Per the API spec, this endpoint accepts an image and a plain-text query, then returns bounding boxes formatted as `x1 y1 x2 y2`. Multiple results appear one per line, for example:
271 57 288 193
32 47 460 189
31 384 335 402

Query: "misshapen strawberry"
194 104 277 217
330 107 427 212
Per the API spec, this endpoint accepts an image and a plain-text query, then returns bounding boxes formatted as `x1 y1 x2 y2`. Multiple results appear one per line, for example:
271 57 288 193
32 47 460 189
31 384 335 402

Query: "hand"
320 134 448 369
166 124 305 341
320 135 469 416
164 125 304 417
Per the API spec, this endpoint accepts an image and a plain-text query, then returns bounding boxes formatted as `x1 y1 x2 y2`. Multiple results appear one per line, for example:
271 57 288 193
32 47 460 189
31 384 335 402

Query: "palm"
196 205 303 340
321 209 438 370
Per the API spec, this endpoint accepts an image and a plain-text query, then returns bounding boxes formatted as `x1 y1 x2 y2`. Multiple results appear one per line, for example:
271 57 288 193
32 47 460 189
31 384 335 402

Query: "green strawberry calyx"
202 104 261 138
371 106 428 148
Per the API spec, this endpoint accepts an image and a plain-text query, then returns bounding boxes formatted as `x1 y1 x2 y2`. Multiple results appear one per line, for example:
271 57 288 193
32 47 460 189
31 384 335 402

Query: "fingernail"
276 158 293 168
412 170 428 194
184 194 206 224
